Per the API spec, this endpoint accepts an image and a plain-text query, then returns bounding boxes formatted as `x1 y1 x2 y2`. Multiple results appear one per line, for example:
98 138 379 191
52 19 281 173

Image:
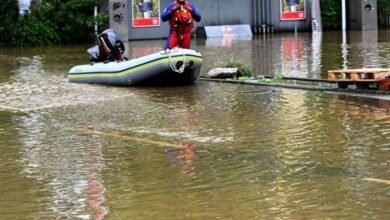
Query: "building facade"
108 0 312 41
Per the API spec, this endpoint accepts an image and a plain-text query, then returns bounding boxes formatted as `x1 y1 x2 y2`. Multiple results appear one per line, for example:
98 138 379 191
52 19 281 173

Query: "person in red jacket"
161 0 201 49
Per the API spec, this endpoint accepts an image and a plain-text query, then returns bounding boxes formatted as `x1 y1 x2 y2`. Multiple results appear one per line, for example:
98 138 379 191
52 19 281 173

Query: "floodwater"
0 31 389 220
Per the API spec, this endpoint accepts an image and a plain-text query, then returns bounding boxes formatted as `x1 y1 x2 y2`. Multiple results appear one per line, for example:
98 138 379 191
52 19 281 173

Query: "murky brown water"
0 31 390 220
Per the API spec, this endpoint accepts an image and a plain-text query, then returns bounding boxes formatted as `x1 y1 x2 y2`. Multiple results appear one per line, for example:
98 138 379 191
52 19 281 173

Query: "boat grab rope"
166 48 186 73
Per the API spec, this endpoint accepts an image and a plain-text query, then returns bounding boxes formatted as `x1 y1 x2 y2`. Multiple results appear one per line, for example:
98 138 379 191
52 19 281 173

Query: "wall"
348 0 378 30
108 0 312 41
127 0 255 40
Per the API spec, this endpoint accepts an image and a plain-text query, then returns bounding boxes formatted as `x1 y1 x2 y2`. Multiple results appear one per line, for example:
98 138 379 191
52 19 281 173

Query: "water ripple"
0 56 135 113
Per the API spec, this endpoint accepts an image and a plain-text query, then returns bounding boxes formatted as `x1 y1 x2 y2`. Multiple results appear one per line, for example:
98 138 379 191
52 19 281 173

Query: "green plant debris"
208 56 253 77
238 75 338 89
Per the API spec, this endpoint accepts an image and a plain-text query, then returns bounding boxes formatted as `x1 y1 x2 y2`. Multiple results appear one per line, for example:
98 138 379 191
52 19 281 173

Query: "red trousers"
167 28 192 49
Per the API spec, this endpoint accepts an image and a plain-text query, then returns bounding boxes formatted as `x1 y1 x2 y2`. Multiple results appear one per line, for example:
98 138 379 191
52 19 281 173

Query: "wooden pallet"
328 68 390 91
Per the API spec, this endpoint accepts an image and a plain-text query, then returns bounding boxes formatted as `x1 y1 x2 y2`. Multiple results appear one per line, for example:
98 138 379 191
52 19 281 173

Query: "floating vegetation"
208 55 253 77
238 74 339 90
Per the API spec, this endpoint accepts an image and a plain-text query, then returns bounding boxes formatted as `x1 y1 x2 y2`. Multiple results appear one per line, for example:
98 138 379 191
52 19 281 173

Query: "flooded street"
0 31 390 219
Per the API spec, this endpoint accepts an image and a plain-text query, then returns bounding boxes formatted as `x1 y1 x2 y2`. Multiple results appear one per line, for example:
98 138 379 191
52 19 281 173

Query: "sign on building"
132 0 160 27
280 0 306 21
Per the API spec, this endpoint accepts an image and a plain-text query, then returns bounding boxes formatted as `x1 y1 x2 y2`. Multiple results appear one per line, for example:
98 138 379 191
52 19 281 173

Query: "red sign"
132 18 160 27
280 0 306 21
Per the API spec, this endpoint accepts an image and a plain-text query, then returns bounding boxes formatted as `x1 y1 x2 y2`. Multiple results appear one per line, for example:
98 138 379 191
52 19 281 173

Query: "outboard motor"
88 29 126 62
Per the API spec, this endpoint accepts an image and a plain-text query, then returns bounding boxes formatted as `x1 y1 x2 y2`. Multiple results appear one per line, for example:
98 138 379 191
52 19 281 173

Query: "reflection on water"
348 31 384 69
198 30 390 78
84 135 108 220
204 36 253 48
0 31 390 219
15 113 108 219
327 94 390 120
311 32 322 75
122 30 390 79
280 36 309 77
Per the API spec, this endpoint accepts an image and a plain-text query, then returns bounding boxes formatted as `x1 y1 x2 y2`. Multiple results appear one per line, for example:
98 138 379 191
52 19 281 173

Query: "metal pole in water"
94 6 98 36
342 0 346 31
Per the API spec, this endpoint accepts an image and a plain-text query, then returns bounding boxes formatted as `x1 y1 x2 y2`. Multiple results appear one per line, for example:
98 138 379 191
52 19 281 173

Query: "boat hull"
68 49 203 86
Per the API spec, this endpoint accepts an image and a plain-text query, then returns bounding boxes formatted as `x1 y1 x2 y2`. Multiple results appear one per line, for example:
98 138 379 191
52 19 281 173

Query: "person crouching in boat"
161 0 201 49
87 29 127 62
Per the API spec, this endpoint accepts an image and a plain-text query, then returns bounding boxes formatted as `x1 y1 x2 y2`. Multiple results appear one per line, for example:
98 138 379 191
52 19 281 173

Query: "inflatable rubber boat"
68 48 203 86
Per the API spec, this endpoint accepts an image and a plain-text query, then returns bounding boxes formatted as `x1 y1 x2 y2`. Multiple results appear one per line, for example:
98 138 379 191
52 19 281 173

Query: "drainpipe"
218 0 221 24
261 0 266 33
253 0 257 33
258 0 262 33
269 0 273 33
264 0 268 32
262 0 266 22
267 0 272 33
